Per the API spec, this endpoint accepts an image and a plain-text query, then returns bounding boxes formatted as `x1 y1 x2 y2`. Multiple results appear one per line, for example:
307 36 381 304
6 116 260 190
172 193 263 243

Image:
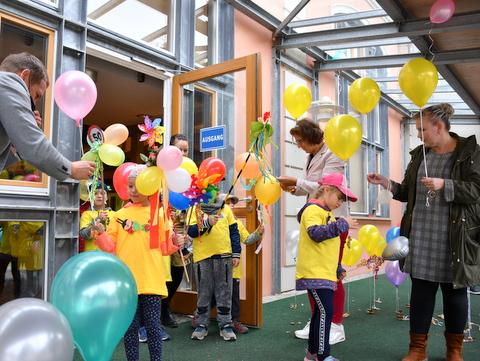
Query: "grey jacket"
0 72 71 181
395 133 480 288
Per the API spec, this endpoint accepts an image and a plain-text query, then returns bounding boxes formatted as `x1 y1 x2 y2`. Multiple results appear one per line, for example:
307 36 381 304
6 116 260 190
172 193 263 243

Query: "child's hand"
93 220 105 236
345 216 359 230
173 234 185 247
99 211 109 221
208 215 219 226
257 224 265 235
232 258 240 268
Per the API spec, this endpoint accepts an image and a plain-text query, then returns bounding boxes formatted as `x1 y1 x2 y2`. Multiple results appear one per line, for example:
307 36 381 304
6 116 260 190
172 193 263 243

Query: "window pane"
87 0 173 53
0 20 48 184
0 221 46 305
195 0 209 67
349 145 367 214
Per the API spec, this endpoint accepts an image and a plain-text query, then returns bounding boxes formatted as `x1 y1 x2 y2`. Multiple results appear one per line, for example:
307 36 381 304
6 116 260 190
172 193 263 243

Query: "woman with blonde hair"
367 103 480 361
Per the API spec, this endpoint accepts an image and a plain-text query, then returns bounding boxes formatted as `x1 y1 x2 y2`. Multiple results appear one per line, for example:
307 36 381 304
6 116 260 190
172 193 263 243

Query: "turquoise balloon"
51 252 138 361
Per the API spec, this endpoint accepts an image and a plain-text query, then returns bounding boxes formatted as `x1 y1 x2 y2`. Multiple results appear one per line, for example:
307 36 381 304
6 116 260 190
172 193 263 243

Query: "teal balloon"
51 252 138 361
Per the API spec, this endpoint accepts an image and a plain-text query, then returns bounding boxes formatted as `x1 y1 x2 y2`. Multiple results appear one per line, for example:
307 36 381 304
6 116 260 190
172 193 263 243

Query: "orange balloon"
103 123 129 145
235 152 261 179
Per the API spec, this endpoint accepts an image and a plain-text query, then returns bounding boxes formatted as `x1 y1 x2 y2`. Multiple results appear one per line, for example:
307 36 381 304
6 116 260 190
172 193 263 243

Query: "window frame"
0 12 55 193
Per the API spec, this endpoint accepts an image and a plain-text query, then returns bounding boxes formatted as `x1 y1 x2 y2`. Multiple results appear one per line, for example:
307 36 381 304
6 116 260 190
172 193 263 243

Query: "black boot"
161 300 178 328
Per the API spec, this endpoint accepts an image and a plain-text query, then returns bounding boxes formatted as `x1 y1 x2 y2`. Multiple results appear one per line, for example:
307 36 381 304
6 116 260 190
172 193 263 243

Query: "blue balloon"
386 226 400 243
169 190 191 210
51 252 137 361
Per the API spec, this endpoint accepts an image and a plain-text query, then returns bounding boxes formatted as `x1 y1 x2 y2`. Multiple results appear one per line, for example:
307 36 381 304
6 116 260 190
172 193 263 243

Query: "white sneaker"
329 323 345 345
294 320 310 339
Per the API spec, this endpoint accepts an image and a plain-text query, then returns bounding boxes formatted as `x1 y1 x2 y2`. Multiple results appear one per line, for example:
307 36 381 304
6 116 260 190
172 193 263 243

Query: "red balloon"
197 157 226 187
113 162 136 200
23 174 40 182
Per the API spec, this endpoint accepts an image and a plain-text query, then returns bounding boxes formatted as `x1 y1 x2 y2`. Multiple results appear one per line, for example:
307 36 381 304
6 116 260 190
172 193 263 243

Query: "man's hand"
69 161 95 180
33 110 42 128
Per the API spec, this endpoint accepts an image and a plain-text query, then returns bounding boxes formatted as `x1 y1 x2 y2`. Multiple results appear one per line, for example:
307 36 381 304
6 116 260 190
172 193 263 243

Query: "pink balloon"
385 260 408 286
156 146 183 171
430 0 455 24
54 70 97 126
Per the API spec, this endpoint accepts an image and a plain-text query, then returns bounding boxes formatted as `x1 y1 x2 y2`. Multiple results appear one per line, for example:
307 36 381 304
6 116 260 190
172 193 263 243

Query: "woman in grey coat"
367 103 480 361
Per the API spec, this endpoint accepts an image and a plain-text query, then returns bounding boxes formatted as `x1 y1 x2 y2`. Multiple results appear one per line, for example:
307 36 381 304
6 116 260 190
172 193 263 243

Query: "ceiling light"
309 96 344 122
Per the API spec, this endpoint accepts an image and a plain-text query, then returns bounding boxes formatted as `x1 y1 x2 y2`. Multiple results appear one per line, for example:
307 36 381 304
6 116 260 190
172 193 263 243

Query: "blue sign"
200 125 226 152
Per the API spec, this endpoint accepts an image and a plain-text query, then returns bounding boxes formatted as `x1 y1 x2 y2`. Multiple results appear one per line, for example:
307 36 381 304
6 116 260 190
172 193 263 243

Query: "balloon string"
419 111 431 207
427 26 435 62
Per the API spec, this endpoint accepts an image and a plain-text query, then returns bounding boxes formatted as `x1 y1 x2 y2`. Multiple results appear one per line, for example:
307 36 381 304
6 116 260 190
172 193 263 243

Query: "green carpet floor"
74 274 480 360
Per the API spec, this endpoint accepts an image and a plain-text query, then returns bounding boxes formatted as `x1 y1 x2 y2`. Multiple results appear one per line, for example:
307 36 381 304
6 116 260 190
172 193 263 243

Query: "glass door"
171 54 263 326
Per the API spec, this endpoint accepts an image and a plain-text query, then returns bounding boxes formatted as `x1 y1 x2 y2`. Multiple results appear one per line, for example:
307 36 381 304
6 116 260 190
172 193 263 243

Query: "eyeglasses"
294 138 303 144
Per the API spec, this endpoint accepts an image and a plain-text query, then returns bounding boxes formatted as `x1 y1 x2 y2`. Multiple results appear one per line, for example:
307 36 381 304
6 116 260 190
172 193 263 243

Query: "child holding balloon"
296 173 358 361
79 182 116 252
187 190 241 341
94 164 184 361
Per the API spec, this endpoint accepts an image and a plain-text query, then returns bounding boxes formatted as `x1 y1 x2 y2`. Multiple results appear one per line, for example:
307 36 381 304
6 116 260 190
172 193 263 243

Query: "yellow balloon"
81 150 97 162
342 238 362 266
348 78 380 114
179 157 198 175
358 224 380 253
367 236 387 257
136 166 162 196
103 123 129 146
324 114 362 160
399 58 438 108
79 179 90 201
283 84 312 119
98 144 125 166
255 173 281 205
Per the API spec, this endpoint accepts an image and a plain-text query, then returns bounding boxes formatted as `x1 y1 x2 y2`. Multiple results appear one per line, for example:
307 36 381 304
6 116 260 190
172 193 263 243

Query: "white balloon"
285 229 300 259
0 298 74 361
382 236 409 260
165 167 192 193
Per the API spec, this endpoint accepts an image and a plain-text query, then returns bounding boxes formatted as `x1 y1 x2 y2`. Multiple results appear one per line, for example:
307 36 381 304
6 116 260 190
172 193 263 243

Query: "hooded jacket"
394 132 480 289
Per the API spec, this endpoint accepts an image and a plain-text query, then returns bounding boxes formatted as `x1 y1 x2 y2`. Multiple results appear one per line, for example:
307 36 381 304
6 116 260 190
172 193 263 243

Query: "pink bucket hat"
318 173 357 202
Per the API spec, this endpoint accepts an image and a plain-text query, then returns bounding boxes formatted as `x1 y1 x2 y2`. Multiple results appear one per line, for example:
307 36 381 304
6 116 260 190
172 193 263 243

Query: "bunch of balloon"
283 83 312 119
0 298 74 361
180 157 227 207
324 114 362 161
430 0 455 24
51 252 138 361
399 58 438 109
348 78 380 114
358 224 384 311
135 145 187 197
54 70 97 127
82 124 128 202
168 157 199 210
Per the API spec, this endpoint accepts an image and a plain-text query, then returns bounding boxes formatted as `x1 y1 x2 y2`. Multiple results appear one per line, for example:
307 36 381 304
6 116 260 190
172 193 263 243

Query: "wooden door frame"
171 53 263 326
